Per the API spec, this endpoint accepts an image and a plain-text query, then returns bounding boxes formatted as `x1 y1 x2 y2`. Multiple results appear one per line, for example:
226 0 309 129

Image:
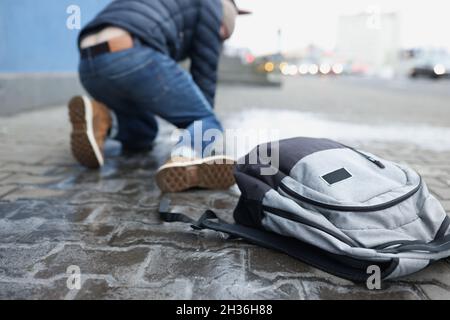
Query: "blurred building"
336 12 400 75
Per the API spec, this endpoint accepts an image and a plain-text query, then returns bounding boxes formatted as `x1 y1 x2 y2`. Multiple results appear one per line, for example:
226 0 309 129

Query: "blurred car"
216 53 283 87
410 61 450 79
408 50 450 79
254 54 284 85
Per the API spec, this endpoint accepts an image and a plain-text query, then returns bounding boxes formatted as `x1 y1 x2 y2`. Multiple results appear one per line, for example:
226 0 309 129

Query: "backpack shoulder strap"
158 198 398 283
158 197 196 224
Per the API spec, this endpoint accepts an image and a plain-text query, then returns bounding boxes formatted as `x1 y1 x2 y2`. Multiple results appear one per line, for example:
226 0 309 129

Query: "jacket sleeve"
189 0 223 107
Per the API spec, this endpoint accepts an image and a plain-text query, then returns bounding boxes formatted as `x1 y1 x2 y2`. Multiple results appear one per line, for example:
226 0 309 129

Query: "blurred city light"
433 64 446 75
308 64 319 75
279 62 288 71
332 63 344 74
245 53 255 64
298 64 309 75
287 65 298 76
281 64 290 75
319 63 331 75
264 62 275 72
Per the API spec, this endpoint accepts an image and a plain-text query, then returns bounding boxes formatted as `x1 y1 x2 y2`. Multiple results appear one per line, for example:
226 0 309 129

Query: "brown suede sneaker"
156 156 236 193
68 96 112 169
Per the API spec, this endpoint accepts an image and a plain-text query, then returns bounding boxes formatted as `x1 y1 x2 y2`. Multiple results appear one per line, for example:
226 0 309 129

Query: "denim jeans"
79 39 223 156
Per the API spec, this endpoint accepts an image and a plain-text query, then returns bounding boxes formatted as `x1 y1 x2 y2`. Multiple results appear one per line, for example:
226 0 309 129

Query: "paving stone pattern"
0 107 449 300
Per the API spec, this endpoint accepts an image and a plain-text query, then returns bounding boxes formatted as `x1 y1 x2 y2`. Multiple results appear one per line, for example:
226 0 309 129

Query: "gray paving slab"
1 78 450 299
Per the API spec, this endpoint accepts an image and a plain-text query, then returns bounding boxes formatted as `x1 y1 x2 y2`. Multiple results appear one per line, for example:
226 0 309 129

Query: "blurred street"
1 76 450 299
218 76 450 127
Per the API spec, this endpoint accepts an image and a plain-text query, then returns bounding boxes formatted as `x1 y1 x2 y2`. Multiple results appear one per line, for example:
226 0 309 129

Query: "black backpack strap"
158 198 398 283
159 197 196 224
159 198 271 241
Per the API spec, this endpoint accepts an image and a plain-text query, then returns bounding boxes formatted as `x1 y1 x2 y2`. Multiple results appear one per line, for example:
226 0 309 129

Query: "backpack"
159 137 450 282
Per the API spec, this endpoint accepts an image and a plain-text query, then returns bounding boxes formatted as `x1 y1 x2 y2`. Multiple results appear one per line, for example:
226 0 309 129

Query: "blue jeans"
79 40 223 155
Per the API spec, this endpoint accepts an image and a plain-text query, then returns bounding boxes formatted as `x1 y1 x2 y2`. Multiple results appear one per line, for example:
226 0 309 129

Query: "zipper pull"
366 156 386 169
342 144 386 169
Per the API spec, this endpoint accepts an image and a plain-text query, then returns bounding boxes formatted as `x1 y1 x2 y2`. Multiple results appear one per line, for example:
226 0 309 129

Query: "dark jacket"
79 0 223 107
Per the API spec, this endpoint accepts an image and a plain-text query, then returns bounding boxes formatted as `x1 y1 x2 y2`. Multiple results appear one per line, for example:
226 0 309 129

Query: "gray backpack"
160 137 450 282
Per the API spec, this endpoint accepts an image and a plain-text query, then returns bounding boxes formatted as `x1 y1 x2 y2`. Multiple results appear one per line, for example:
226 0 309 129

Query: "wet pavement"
1 77 450 299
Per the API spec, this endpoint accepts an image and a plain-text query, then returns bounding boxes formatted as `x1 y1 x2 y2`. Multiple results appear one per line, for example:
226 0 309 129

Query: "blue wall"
0 0 111 72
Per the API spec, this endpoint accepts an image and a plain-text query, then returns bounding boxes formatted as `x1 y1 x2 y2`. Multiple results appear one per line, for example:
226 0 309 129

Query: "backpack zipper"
342 145 386 169
279 179 422 212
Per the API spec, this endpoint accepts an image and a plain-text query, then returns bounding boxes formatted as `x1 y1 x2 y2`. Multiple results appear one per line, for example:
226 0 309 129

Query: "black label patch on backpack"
321 168 352 185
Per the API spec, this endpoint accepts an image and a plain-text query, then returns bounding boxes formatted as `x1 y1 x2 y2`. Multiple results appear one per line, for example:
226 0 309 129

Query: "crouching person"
68 0 249 192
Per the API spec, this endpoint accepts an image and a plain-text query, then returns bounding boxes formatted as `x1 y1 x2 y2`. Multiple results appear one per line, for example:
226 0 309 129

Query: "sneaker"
68 96 112 169
156 155 236 193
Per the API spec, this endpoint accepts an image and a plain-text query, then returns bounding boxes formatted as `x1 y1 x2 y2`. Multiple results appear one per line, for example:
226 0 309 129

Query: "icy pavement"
224 109 450 155
0 103 449 299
